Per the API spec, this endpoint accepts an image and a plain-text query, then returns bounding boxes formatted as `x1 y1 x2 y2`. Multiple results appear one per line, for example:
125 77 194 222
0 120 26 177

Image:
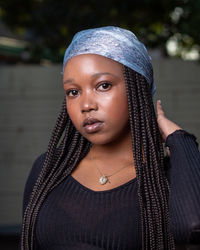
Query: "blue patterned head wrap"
63 26 156 96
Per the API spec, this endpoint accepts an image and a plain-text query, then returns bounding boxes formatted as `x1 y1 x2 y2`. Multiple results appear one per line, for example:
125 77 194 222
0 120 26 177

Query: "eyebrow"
63 72 117 85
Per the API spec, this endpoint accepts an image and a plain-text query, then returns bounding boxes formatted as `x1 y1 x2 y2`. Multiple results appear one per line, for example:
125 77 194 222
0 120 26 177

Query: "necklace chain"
90 151 133 185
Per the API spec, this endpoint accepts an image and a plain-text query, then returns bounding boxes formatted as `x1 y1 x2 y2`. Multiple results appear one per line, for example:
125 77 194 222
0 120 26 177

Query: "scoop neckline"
68 174 137 194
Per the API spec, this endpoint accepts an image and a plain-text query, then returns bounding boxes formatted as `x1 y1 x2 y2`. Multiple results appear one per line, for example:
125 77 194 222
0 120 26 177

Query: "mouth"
83 117 104 133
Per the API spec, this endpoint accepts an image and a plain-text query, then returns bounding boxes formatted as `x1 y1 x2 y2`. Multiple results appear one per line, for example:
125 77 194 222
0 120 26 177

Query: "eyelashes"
65 89 78 97
65 82 112 97
97 82 112 91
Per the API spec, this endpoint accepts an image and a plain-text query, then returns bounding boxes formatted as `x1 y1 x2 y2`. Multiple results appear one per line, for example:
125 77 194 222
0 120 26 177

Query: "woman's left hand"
156 100 182 142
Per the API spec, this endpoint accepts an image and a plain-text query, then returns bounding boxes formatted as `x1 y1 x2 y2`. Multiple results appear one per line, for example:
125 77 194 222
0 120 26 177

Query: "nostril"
82 108 95 113
81 105 98 113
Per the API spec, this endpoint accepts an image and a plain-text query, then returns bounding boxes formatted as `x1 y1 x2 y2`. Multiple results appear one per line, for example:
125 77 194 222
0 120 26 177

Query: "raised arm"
156 100 200 245
165 130 200 244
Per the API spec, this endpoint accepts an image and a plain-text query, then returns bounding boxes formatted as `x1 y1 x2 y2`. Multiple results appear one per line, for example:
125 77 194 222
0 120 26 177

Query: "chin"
83 133 117 146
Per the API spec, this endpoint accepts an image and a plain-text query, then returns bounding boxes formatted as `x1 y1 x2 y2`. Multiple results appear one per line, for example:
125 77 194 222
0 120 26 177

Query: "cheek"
114 102 129 125
103 93 129 124
66 101 80 128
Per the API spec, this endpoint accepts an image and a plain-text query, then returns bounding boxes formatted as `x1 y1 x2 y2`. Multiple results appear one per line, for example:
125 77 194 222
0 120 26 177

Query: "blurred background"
0 0 200 249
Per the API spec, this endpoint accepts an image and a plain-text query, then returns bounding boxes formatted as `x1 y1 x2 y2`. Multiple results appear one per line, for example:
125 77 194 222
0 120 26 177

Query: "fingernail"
158 100 161 104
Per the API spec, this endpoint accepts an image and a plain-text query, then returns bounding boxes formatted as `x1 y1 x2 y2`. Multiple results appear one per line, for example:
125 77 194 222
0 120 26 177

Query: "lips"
83 117 104 133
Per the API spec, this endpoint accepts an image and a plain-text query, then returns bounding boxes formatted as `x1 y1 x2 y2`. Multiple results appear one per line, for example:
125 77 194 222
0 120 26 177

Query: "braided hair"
21 66 175 250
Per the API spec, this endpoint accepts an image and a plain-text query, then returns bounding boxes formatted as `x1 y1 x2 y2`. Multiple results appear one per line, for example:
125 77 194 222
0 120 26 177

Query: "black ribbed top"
22 130 200 249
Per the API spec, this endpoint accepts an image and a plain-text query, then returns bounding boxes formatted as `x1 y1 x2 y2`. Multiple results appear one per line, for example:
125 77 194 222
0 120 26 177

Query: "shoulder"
22 153 46 214
26 153 47 189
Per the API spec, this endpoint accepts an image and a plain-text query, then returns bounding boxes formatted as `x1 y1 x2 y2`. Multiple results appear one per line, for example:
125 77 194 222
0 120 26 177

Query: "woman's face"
63 54 130 145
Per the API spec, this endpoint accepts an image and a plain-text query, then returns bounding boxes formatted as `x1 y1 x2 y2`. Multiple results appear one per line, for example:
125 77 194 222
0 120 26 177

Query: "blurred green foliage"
0 0 200 62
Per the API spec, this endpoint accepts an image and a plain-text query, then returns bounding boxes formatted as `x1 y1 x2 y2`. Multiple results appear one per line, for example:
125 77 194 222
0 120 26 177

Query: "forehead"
63 54 124 78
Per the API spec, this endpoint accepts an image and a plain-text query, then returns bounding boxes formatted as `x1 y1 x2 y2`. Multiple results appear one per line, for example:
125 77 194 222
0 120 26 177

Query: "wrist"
165 126 182 139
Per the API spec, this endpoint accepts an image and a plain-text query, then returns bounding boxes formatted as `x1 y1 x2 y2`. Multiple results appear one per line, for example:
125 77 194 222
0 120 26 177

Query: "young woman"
20 26 200 250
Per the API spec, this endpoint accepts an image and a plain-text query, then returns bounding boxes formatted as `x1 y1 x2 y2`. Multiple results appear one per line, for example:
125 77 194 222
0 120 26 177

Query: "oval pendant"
99 175 108 185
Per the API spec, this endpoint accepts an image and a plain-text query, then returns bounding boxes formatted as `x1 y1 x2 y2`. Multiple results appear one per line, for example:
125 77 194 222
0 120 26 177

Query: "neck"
88 130 134 170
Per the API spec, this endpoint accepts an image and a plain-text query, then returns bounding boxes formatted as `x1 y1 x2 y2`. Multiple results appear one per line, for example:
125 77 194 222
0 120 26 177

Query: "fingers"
156 100 182 140
156 100 165 117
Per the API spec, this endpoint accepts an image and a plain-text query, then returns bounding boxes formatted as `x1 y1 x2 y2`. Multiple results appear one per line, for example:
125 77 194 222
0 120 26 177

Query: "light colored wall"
0 59 199 230
0 65 63 229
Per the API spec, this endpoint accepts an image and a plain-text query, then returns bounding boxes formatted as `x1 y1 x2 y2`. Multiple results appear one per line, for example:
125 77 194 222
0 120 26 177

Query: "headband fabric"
63 26 156 96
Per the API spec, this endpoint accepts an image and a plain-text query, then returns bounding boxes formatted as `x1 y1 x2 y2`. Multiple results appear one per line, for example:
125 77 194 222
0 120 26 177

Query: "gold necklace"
90 152 133 185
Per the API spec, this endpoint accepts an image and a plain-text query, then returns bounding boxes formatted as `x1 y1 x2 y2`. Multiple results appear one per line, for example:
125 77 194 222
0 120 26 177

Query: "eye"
66 89 79 97
97 82 112 91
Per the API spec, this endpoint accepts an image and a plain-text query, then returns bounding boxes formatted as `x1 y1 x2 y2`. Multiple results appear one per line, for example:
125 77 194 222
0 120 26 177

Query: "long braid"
21 98 91 250
123 66 175 249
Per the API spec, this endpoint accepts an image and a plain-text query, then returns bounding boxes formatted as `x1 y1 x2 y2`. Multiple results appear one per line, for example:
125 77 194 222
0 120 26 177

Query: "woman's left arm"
157 100 200 245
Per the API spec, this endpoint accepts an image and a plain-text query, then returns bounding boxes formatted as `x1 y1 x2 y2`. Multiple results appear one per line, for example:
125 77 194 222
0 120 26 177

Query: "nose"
81 92 98 113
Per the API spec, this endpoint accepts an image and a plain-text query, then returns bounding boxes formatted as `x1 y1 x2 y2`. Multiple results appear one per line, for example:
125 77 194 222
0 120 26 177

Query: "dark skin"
63 54 181 191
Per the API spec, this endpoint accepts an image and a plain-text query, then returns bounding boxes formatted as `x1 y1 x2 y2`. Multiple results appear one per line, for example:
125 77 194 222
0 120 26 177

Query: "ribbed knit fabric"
22 130 200 249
